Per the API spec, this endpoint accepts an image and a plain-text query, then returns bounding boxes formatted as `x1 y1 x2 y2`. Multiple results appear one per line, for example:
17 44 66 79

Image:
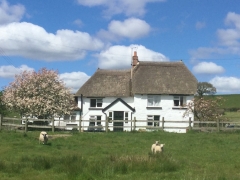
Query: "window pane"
109 112 112 117
147 115 153 126
148 122 153 126
174 100 179 106
71 115 76 121
90 99 96 107
154 96 160 106
64 114 70 120
148 98 153 106
180 96 184 106
97 116 101 125
97 99 102 107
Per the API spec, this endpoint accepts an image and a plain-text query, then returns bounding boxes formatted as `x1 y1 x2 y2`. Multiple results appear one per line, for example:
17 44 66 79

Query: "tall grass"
1 130 240 179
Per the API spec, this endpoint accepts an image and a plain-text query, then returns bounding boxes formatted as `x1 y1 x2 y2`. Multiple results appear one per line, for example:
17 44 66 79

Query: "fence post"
79 116 82 132
189 117 192 130
133 117 136 131
52 118 55 132
25 119 28 133
216 119 220 132
0 114 2 130
105 116 108 133
162 117 164 130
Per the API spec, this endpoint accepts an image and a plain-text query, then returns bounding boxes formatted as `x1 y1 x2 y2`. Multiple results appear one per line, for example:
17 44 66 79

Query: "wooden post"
52 118 55 132
105 116 108 133
131 117 132 131
189 117 192 130
79 116 82 132
216 119 220 132
25 119 28 133
162 117 164 130
133 117 136 131
0 114 2 130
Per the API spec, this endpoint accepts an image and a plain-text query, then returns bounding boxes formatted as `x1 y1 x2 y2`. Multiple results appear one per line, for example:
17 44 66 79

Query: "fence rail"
0 114 239 133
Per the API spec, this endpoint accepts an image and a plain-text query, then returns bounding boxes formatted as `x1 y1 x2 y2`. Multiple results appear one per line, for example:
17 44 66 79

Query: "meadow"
1 130 240 180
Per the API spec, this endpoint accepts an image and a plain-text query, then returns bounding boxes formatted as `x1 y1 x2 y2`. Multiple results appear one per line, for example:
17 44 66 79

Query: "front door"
113 111 124 132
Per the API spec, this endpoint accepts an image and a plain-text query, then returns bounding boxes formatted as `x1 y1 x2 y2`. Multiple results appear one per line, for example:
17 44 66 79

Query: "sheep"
39 131 48 144
154 144 165 154
151 141 160 154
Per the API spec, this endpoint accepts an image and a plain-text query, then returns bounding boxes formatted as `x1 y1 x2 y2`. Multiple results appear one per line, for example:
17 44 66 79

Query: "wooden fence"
0 114 240 133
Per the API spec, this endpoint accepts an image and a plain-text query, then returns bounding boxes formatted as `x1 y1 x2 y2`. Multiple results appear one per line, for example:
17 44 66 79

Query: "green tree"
197 82 216 97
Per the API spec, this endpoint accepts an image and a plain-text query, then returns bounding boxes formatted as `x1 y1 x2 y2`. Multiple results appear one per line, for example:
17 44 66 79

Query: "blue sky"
0 0 240 94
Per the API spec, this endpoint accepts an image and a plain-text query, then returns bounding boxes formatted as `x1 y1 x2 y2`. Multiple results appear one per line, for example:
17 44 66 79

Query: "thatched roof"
132 61 197 95
75 61 197 97
75 69 131 97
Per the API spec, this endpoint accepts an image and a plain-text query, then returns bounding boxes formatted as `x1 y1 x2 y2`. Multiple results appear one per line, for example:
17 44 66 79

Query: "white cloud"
0 22 104 61
195 21 206 30
0 65 34 78
190 12 240 61
59 71 90 93
97 44 169 69
192 62 225 74
109 18 150 39
98 18 151 41
210 76 240 93
73 19 83 28
0 0 25 25
77 0 166 17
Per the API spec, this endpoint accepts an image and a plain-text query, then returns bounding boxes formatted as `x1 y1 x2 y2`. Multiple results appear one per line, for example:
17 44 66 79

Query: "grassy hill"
215 94 240 111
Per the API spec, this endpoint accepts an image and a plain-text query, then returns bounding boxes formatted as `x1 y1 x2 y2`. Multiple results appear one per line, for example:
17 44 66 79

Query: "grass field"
1 130 240 180
217 94 240 110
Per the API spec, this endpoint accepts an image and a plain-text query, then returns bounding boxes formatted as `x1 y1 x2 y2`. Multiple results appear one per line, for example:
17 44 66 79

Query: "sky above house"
0 0 240 94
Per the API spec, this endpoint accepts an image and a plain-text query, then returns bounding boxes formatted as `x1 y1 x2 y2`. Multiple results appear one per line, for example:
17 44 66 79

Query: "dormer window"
90 98 102 107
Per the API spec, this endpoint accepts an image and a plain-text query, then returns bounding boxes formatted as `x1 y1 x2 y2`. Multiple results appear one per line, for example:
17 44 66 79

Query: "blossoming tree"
184 97 224 126
2 68 74 119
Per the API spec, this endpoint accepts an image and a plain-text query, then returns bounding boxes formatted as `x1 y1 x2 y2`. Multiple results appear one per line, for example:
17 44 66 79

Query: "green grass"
1 130 240 180
223 111 240 121
215 94 240 110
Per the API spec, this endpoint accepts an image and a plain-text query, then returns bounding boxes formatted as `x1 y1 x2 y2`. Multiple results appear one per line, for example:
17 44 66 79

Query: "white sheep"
154 144 165 154
151 141 159 154
39 131 48 144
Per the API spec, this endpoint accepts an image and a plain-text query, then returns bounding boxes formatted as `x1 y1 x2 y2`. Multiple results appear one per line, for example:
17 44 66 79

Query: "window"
173 96 186 106
108 112 113 123
147 95 160 106
125 112 129 123
90 98 102 107
89 115 101 126
64 112 77 122
147 115 160 127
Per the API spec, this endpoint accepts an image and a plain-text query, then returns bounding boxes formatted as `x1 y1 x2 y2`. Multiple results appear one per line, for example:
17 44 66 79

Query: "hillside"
216 94 240 110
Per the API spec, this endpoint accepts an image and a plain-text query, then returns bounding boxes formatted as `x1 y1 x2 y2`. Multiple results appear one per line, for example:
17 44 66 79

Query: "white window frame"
147 95 161 107
89 115 102 126
124 112 129 123
90 98 103 108
147 115 160 127
108 111 113 123
173 96 186 107
64 112 77 122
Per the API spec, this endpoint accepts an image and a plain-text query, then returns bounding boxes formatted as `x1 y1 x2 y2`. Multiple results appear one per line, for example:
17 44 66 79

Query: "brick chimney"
132 51 139 67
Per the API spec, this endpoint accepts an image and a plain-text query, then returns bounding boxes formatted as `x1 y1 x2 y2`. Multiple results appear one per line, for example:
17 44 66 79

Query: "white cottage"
74 52 197 133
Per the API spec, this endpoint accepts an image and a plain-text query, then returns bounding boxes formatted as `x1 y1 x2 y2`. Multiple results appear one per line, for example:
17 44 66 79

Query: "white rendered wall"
77 95 194 133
